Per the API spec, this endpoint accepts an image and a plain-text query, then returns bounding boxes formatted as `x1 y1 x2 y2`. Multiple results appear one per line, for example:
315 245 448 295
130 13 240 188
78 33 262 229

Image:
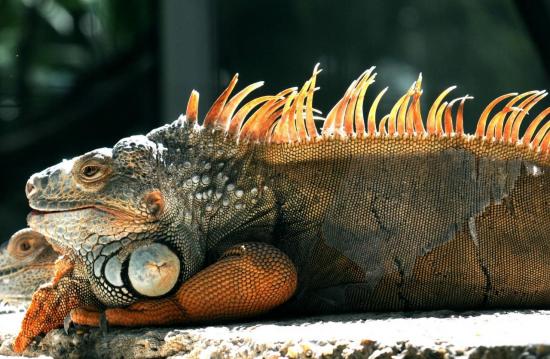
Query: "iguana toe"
99 312 109 335
63 313 73 335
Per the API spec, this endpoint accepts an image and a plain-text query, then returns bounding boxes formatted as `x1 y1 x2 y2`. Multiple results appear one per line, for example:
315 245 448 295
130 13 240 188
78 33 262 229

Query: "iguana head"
25 138 167 252
0 228 57 305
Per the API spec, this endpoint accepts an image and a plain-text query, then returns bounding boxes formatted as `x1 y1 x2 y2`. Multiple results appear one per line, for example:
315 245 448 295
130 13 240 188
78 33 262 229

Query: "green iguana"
0 229 57 305
14 65 550 353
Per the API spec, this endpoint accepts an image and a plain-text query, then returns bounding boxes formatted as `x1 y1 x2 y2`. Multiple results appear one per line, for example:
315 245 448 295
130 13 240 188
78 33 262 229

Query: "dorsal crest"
180 64 550 158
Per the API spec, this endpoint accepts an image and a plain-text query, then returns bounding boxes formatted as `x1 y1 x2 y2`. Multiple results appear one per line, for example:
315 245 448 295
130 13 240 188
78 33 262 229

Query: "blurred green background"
1 0 549 241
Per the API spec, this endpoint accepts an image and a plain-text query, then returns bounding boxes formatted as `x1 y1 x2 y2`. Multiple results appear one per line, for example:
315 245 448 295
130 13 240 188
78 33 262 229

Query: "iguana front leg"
71 242 297 327
13 257 96 353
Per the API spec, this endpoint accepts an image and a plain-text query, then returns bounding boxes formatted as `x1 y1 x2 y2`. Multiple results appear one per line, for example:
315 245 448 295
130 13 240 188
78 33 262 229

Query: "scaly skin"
14 66 550 352
13 256 97 353
0 229 57 305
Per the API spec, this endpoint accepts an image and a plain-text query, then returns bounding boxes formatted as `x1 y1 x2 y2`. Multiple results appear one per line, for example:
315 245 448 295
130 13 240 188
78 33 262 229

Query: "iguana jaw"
27 202 155 251
27 205 160 255
26 182 165 253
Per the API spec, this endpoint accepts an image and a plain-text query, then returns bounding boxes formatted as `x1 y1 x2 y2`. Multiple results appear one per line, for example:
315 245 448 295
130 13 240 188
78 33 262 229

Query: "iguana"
0 229 57 305
14 65 550 352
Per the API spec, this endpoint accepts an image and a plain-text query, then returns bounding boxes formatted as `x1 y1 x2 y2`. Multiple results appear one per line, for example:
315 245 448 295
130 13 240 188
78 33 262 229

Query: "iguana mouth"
29 205 138 220
29 207 93 215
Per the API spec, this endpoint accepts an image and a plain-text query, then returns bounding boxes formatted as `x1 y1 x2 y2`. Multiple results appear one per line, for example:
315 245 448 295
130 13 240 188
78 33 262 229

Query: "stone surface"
0 310 549 358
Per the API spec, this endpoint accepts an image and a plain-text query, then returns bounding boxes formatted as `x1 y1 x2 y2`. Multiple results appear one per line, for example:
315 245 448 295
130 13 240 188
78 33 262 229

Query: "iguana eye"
18 240 31 252
82 165 100 177
7 229 47 259
78 162 109 183
10 238 38 258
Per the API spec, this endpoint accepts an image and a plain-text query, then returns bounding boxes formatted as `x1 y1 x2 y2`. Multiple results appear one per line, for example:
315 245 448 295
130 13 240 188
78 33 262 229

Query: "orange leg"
13 259 94 353
51 255 74 285
72 242 297 327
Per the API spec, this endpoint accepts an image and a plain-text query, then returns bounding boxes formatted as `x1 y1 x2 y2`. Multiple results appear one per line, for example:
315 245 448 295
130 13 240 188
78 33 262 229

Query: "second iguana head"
0 229 57 305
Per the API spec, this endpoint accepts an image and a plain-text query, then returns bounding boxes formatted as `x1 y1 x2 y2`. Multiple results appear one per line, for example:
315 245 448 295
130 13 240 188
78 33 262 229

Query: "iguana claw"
63 313 73 335
99 312 109 335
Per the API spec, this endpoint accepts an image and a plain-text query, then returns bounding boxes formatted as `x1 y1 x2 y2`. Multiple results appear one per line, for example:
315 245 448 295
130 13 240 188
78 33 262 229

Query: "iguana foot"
13 258 95 353
13 279 83 353
71 243 297 328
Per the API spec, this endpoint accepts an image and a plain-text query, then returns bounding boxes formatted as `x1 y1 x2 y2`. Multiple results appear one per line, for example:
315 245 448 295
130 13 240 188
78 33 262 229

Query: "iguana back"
192 70 550 313
259 136 550 312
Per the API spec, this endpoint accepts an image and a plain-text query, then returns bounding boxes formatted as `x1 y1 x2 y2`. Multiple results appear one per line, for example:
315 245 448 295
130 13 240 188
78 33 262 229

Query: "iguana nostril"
25 181 36 198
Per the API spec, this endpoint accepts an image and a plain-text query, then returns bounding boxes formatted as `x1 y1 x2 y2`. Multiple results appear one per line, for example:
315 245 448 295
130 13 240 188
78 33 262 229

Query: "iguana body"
0 229 57 305
14 66 550 352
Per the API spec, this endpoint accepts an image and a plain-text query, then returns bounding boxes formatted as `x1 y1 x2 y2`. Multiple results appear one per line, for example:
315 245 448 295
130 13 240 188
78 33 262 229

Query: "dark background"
1 0 549 241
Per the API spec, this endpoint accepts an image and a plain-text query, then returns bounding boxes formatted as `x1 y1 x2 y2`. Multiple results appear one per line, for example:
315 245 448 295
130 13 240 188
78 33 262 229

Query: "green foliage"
0 0 154 125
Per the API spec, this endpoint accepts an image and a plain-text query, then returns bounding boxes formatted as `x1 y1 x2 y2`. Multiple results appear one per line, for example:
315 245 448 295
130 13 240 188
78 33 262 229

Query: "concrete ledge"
1 310 550 358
